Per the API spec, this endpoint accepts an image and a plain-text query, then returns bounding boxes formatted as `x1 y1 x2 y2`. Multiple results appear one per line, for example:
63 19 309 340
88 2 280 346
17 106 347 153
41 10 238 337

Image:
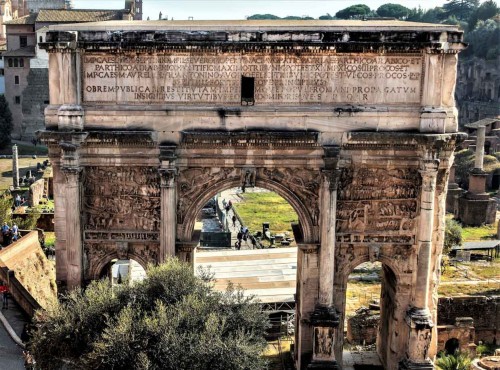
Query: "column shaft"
64 168 83 289
160 169 176 261
474 126 486 170
318 172 338 307
414 162 438 309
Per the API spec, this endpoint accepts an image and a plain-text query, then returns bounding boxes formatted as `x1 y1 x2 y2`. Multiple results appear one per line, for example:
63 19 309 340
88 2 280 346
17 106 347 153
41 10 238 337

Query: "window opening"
20 36 27 48
241 75 255 105
14 75 19 84
15 96 20 104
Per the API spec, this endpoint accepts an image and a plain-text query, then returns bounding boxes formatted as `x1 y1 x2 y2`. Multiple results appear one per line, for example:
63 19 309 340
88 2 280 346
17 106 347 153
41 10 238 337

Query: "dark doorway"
445 338 460 355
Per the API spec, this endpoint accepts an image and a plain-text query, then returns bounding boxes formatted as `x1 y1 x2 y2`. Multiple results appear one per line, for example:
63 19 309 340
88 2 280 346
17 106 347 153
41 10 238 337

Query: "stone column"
159 168 177 262
62 166 83 290
308 170 340 370
401 160 438 370
12 144 19 189
474 126 486 170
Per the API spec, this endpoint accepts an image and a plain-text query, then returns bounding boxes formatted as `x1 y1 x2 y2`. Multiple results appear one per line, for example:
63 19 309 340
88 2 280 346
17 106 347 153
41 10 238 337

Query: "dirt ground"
0 157 48 190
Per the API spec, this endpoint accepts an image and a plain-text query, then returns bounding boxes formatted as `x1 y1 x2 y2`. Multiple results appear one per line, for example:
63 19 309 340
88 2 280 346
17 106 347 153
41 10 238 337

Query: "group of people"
1 222 19 247
235 225 257 250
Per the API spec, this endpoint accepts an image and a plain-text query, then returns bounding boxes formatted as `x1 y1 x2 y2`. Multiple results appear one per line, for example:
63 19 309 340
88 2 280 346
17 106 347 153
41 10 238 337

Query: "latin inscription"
82 53 423 105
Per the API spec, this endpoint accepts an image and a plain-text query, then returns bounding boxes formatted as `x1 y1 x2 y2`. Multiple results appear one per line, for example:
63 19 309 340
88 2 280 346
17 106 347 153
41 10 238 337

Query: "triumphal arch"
41 20 465 369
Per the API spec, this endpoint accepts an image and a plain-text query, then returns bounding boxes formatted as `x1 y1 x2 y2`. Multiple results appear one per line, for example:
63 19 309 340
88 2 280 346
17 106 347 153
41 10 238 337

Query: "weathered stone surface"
40 20 466 370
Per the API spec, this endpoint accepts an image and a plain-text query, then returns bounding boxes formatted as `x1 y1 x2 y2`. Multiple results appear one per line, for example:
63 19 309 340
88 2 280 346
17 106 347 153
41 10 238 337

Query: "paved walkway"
0 296 28 369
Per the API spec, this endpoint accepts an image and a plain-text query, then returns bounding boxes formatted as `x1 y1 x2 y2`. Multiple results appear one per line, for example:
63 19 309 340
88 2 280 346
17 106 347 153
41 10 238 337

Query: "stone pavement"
0 296 28 369
194 247 297 303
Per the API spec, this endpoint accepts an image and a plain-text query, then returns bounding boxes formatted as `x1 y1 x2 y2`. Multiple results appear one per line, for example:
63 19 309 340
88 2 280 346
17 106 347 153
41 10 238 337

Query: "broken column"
458 122 496 225
12 144 20 189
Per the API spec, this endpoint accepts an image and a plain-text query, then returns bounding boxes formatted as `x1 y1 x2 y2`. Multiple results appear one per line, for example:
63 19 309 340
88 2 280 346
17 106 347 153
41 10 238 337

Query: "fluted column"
474 126 486 170
308 170 340 370
318 170 340 307
401 160 438 369
159 168 177 262
62 166 83 290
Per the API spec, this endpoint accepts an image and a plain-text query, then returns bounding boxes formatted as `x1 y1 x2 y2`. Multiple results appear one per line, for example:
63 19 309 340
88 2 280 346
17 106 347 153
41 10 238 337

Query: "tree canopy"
376 3 410 19
28 259 269 370
443 0 480 20
335 4 371 19
468 0 500 29
0 95 13 149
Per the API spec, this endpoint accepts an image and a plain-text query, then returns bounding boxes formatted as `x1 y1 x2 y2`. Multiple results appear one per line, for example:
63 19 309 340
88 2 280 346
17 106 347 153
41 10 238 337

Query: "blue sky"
72 0 457 21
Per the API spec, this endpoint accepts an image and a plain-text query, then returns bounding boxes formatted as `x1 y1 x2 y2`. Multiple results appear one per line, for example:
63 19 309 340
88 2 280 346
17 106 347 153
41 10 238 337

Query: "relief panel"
336 168 421 244
83 166 161 239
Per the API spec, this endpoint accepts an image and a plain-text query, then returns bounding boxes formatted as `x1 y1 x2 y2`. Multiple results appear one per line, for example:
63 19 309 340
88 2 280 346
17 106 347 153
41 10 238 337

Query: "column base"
399 359 434 370
405 307 433 329
310 305 340 327
307 360 341 370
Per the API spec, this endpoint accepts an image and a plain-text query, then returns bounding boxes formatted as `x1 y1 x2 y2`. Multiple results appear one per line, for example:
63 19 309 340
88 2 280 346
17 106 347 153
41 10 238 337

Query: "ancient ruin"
40 20 466 369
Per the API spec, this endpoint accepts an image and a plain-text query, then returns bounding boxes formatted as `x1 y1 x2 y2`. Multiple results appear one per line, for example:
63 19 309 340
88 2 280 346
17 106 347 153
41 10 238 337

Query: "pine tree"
0 95 13 149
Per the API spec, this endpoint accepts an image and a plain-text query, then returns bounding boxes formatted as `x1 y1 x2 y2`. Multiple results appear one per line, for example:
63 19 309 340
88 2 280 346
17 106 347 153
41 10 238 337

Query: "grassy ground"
44 232 56 247
262 339 293 370
346 281 381 317
0 157 49 190
233 191 298 235
462 222 498 241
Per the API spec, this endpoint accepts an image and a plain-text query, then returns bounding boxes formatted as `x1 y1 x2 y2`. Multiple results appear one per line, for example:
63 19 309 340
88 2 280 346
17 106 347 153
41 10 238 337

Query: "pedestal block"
458 196 496 226
401 308 434 370
446 185 465 216
307 306 341 370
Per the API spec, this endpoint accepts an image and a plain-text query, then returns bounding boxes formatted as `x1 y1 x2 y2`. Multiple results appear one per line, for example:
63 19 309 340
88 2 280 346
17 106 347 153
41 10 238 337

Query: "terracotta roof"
36 9 127 23
4 13 37 25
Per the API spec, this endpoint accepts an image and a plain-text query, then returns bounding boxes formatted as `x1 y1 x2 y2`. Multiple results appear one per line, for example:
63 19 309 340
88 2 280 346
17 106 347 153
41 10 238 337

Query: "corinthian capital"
159 168 177 188
322 169 342 191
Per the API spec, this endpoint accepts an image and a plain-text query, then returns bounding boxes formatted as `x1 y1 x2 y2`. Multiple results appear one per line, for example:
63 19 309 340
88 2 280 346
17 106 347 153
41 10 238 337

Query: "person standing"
0 283 8 309
232 215 237 228
12 223 19 241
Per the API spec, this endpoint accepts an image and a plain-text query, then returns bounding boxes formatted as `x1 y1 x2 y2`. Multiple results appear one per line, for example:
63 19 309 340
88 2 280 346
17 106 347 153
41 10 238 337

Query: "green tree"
435 352 472 370
29 259 269 370
335 4 371 19
444 218 463 254
468 0 499 30
443 0 480 20
463 18 500 59
319 13 334 20
247 14 280 20
376 3 410 19
0 95 13 149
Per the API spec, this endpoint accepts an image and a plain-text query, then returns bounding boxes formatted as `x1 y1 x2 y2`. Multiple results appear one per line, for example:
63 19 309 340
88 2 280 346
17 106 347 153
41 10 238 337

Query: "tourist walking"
232 215 237 227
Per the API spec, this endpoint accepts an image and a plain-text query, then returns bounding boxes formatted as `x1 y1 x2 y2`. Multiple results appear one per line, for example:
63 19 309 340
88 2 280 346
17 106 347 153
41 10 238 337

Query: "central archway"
177 170 319 243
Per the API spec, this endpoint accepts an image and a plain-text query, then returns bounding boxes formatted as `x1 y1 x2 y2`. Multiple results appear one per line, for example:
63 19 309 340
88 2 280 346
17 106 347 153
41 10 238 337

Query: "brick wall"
21 68 49 140
438 296 500 344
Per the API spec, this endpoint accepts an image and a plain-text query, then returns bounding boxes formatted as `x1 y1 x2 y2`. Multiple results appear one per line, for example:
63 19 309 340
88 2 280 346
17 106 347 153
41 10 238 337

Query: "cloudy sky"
72 0 460 21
